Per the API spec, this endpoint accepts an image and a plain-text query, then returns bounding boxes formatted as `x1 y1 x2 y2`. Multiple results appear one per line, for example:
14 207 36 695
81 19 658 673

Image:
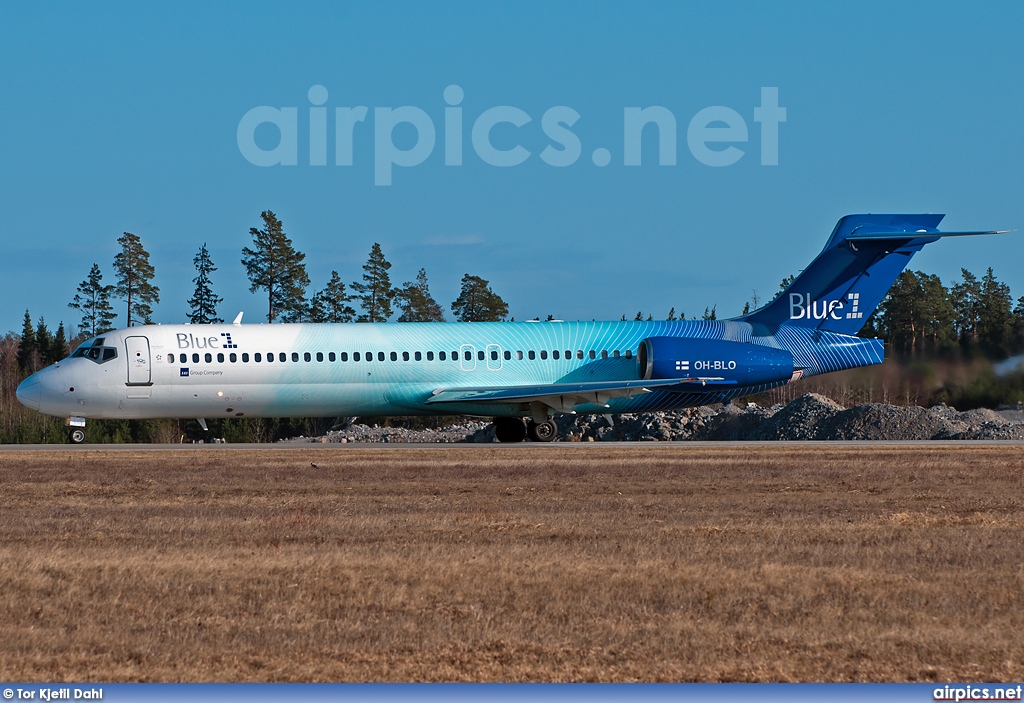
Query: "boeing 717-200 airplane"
16 214 1009 443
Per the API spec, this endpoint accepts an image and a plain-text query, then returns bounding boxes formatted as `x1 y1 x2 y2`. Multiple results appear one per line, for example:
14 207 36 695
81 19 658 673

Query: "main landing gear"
492 417 558 443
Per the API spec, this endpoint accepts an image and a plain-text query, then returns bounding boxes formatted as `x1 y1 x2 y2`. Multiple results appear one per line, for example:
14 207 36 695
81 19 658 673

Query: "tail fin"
738 214 1007 335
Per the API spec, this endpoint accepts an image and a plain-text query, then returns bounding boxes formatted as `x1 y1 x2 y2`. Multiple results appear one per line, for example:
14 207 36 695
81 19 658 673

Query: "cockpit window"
71 345 118 364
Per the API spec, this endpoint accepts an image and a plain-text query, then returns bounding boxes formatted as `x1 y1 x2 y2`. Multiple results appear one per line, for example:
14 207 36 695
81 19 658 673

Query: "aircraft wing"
426 377 735 413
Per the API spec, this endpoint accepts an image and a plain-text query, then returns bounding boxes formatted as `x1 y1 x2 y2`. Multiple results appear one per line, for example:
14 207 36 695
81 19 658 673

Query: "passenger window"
540 350 548 360
378 352 386 362
279 353 286 362
229 353 237 363
192 353 200 363
316 352 323 362
552 350 560 360
390 351 398 361
292 352 300 362
601 350 608 359
528 350 536 360
267 353 274 362
491 350 498 361
426 351 433 361
254 353 262 362
465 350 472 361
613 350 620 358
205 353 213 363
403 351 410 361
588 350 596 360
338 352 346 362
452 351 459 361
477 350 484 361
503 350 511 361
217 353 225 363
242 353 250 362
414 351 421 361
516 351 524 360
577 350 584 359
353 352 360 362
625 350 633 359
303 352 311 362
565 350 571 359
439 351 446 361
167 354 175 363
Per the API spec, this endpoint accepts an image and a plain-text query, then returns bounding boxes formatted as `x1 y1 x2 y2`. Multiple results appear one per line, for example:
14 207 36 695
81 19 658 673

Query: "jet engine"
638 337 796 387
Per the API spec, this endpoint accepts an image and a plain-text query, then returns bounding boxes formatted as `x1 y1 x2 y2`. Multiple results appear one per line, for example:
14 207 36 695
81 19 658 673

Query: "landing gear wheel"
527 419 558 442
68 428 86 444
494 417 527 443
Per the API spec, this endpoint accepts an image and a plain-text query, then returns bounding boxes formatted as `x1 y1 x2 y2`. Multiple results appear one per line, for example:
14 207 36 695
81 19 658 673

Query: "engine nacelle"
638 337 795 388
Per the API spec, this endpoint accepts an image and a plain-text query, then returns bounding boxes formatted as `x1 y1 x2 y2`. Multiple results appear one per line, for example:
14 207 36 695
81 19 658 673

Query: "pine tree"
451 274 508 322
17 310 36 372
52 322 68 362
351 243 395 322
309 271 356 323
666 307 676 321
771 275 796 302
919 273 956 355
34 317 53 367
187 243 223 324
69 263 116 337
634 311 643 321
977 267 1014 357
702 305 717 321
114 232 160 326
879 270 924 356
241 210 309 323
741 302 750 315
951 269 982 348
1013 295 1024 354
396 268 445 322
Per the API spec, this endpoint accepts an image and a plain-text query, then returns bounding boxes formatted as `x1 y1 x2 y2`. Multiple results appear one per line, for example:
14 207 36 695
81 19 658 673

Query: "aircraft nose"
16 377 41 411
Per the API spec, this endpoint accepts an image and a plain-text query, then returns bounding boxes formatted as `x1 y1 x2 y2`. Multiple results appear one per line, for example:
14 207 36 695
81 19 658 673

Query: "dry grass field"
1 444 1023 682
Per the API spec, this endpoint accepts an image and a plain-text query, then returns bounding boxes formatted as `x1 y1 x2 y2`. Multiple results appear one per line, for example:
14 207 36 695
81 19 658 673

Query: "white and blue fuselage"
16 214 1006 442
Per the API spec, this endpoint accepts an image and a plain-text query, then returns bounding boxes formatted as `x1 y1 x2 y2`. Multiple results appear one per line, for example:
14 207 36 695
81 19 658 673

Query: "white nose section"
16 377 41 411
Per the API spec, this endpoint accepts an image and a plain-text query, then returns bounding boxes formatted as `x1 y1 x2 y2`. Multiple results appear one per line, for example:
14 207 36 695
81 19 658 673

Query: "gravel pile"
284 394 1024 443
287 419 492 444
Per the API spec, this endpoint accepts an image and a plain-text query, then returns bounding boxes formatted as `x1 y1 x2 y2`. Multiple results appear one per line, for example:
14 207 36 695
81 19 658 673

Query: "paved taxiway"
2 440 1023 450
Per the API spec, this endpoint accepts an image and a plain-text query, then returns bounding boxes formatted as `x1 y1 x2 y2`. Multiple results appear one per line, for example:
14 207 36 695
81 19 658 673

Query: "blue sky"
1 2 1022 335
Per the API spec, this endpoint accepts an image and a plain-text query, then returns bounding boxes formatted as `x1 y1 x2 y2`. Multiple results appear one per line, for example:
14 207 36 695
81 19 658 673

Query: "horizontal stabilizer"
846 229 1012 242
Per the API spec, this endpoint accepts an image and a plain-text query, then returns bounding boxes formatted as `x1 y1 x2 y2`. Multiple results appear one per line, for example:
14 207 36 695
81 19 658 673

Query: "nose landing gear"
66 417 87 444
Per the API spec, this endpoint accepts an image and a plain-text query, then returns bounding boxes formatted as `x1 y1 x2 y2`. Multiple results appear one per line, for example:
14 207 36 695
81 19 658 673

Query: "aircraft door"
459 344 476 371
125 336 152 386
486 344 502 371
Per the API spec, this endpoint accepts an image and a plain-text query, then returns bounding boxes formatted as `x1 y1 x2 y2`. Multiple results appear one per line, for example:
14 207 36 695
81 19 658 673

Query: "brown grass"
1 444 1023 682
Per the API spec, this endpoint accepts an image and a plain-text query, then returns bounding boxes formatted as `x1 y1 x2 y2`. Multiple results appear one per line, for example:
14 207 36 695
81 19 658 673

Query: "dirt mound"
747 393 844 440
817 404 963 440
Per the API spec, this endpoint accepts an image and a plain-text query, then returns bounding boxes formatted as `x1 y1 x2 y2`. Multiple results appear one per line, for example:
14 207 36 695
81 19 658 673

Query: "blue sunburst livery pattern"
18 213 997 425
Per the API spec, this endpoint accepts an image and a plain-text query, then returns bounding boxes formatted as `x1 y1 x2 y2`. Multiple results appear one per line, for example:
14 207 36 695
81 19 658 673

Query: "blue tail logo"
739 214 1007 336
